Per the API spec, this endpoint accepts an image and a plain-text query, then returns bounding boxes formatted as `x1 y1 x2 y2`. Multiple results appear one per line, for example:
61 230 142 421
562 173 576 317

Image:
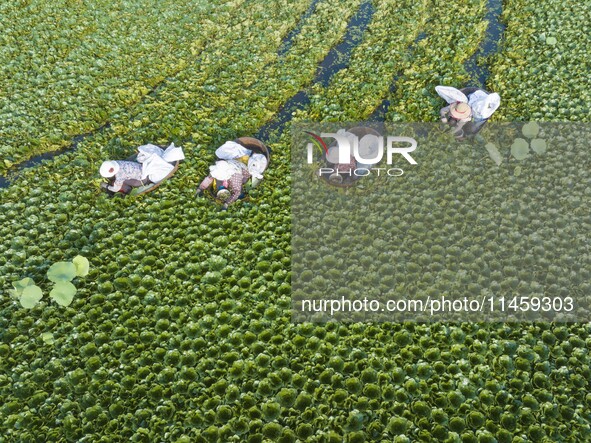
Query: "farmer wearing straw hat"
440 101 473 136
435 85 501 138
99 160 147 194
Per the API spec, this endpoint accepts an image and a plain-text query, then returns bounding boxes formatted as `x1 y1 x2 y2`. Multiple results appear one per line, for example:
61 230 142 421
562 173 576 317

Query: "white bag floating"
248 153 268 180
141 155 175 183
137 142 184 182
137 144 164 163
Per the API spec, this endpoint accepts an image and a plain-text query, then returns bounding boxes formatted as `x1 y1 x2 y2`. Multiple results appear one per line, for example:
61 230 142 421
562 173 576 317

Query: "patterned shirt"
198 163 251 205
225 166 251 204
108 161 144 192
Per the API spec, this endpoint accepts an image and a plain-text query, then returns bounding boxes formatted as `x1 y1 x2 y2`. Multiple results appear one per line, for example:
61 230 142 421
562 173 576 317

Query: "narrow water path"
368 31 428 121
0 122 111 189
0 63 191 188
277 0 324 56
463 0 505 89
257 0 376 141
313 1 375 87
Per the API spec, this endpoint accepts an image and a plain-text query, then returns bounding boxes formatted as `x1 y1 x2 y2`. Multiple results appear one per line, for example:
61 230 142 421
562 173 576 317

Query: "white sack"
162 142 185 163
215 141 252 160
435 86 468 104
137 144 164 163
248 153 268 180
141 155 174 183
468 91 501 121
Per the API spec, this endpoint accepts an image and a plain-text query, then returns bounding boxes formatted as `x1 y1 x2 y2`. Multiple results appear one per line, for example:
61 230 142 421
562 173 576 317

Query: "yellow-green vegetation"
489 0 591 121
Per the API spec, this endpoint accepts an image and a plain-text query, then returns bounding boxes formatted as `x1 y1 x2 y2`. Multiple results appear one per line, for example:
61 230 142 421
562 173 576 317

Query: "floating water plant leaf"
47 261 77 282
50 281 77 306
485 143 503 166
20 285 43 309
72 255 90 277
11 277 36 297
511 138 530 160
522 123 540 139
41 332 55 345
531 138 547 154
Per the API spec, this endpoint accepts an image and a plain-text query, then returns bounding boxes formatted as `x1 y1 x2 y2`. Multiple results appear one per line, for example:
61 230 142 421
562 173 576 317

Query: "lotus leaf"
12 277 36 293
530 138 547 154
72 255 90 277
546 36 557 45
47 262 77 283
19 285 43 309
511 138 530 160
9 277 36 298
522 122 540 139
50 281 77 306
41 332 55 345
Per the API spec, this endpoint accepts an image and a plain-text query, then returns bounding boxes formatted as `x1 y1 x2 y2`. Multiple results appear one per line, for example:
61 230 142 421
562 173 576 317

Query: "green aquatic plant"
17 282 43 309
1 0 591 441
9 255 90 308
510 138 530 160
521 122 540 139
47 261 77 283
530 138 547 154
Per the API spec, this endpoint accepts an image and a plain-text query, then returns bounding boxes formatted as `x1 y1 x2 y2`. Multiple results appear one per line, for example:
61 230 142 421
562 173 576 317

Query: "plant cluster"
0 0 244 169
385 0 488 121
488 0 591 121
304 0 429 121
9 256 89 309
292 123 589 323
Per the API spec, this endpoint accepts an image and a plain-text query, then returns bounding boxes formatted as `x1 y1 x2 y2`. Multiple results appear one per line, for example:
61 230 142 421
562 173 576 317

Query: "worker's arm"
225 173 244 205
440 105 451 122
451 118 469 136
198 175 214 191
108 176 124 192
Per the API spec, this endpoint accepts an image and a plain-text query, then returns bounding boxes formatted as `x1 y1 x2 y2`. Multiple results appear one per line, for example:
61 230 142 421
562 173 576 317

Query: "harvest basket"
234 136 271 163
458 87 491 137
101 149 180 197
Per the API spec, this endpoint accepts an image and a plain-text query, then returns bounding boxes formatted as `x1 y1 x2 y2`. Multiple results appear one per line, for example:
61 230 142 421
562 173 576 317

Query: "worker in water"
100 160 147 194
440 102 473 136
195 140 269 209
436 85 501 138
99 143 184 195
